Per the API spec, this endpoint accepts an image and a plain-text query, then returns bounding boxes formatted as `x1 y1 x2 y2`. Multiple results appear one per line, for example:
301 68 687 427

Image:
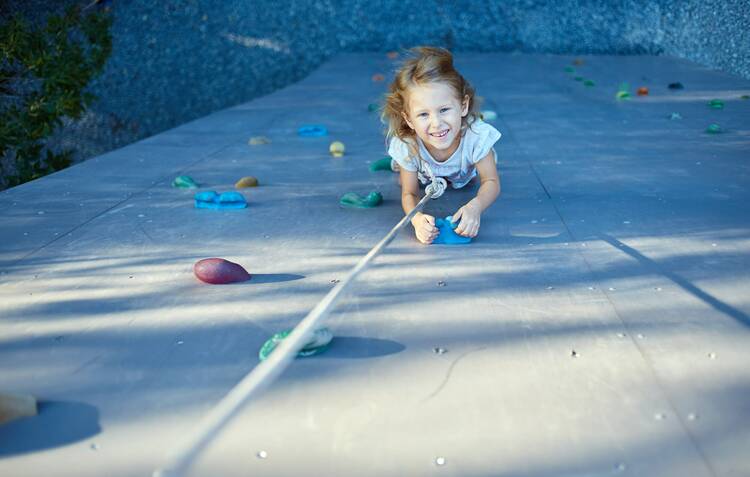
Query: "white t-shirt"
388 119 501 189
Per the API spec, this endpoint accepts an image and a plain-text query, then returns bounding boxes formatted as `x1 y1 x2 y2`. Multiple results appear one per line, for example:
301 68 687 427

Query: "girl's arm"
401 168 438 244
453 151 501 237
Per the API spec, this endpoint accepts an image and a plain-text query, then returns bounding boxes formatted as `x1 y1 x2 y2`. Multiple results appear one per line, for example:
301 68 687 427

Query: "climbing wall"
1 53 749 477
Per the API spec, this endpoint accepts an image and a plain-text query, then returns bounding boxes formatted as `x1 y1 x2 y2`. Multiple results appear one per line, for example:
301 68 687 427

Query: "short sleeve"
469 121 502 164
387 137 418 172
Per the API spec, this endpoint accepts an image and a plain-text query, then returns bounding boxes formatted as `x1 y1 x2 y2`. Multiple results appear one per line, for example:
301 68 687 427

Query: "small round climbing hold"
668 82 684 90
372 73 385 82
668 112 683 120
637 86 649 96
480 110 497 121
708 99 724 109
235 176 259 188
367 103 379 112
329 141 345 157
705 123 722 134
194 258 251 284
564 66 575 73
248 136 271 146
298 125 328 137
258 327 333 361
172 175 199 189
583 79 595 87
573 76 584 82
573 58 584 66
340 191 383 208
387 51 399 59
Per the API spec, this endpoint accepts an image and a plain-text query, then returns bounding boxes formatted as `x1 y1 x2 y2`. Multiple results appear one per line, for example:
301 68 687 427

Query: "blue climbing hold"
433 216 472 245
195 191 247 209
298 125 328 137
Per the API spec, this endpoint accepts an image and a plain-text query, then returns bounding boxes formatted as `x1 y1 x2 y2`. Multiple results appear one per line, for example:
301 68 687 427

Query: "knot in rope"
425 177 447 199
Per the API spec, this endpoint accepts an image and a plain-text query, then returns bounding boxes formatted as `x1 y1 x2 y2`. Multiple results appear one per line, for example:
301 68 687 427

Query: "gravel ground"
4 0 749 171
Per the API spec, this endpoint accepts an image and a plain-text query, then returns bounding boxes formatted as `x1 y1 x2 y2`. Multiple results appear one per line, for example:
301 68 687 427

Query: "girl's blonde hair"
381 46 480 157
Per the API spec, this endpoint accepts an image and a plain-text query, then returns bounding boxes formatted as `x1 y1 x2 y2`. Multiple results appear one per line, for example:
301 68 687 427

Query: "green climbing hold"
708 99 724 109
705 123 722 134
367 103 379 112
369 157 394 172
340 191 383 208
616 82 631 101
172 175 199 189
258 328 333 361
573 76 584 82
668 112 683 120
740 95 749 100
564 66 575 73
583 79 595 87
480 110 497 121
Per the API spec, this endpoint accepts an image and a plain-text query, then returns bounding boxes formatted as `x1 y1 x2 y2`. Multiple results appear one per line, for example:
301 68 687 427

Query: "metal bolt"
437 281 446 287
433 347 448 355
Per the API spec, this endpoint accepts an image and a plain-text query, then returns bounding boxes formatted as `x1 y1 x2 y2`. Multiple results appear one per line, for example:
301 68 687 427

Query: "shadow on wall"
0 400 101 456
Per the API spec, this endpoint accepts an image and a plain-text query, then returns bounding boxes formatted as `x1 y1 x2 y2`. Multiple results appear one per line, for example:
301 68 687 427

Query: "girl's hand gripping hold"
452 198 481 238
411 212 439 244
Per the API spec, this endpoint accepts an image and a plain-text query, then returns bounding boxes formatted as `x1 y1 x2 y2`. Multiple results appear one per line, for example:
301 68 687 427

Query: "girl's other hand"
411 213 438 244
453 200 481 237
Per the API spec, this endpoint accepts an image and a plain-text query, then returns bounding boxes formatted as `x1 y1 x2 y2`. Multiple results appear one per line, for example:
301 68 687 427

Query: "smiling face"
402 81 469 161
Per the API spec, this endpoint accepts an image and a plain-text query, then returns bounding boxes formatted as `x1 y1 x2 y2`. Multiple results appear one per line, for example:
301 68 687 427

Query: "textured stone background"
6 0 750 163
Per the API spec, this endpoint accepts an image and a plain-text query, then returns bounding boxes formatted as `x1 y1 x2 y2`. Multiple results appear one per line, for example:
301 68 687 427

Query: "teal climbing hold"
583 79 595 87
369 157 394 172
340 191 383 208
258 328 333 361
367 103 379 112
433 216 472 245
195 191 247 209
564 66 575 73
705 123 722 134
173 175 199 189
708 99 724 109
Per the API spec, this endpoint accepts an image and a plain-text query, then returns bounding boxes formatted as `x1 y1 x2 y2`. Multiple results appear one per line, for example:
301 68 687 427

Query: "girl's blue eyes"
417 108 451 118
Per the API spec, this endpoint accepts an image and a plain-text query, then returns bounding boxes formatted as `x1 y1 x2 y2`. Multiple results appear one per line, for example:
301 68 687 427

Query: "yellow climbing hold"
235 176 259 188
330 141 345 157
248 136 271 146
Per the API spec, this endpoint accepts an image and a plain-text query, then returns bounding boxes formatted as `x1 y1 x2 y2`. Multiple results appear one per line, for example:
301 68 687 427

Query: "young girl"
382 46 501 244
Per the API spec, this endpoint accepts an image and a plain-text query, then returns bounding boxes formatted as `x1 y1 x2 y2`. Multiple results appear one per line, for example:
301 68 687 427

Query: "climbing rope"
153 184 442 477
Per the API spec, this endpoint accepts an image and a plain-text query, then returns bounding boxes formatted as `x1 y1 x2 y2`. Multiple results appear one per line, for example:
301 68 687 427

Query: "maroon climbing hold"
637 87 649 96
194 258 251 284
